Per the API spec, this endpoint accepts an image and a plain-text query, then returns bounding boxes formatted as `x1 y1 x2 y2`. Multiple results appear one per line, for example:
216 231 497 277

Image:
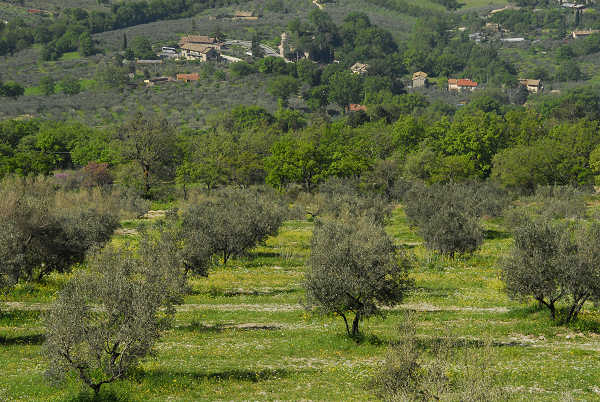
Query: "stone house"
412 71 428 88
180 44 220 62
448 78 478 92
519 79 542 93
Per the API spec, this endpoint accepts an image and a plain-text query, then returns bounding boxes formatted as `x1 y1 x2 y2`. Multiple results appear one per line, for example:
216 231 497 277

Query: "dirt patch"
176 303 303 312
143 210 167 219
390 303 509 313
114 228 138 236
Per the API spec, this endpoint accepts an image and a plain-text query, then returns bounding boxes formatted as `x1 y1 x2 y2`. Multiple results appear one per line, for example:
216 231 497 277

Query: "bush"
371 315 507 401
181 187 286 265
45 239 186 395
403 182 485 256
305 217 413 337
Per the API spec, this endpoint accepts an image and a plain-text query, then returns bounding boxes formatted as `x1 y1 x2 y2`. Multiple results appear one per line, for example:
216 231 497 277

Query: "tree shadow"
0 333 45 345
176 321 283 333
484 229 511 240
142 367 292 384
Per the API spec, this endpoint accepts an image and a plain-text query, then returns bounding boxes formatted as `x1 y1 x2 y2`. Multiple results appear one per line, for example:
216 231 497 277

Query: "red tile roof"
349 104 367 112
457 79 478 87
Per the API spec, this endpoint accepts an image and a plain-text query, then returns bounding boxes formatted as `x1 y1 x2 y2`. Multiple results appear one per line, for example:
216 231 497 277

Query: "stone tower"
279 32 288 58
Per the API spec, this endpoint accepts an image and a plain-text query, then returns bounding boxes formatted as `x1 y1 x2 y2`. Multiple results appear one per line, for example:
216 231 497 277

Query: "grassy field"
2 205 600 400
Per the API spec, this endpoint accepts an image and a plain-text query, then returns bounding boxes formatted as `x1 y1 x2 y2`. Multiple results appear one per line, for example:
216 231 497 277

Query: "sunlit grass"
2 205 600 400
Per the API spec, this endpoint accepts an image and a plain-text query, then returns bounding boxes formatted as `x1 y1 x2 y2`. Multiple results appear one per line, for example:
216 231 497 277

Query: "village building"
136 59 163 65
232 11 259 20
448 78 478 92
349 104 368 112
143 77 172 87
180 44 220 62
485 22 501 32
519 79 543 93
350 62 369 75
412 71 428 88
279 32 289 58
572 29 600 38
177 73 200 82
178 35 223 51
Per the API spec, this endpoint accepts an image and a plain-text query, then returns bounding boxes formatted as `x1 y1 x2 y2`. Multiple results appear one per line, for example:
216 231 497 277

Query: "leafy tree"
131 36 155 59
305 217 413 338
266 136 326 191
182 187 286 265
251 33 264 58
555 60 582 82
60 76 81 95
268 75 300 107
0 81 25 98
327 71 363 111
45 238 186 395
39 76 56 96
78 31 94 56
119 114 178 198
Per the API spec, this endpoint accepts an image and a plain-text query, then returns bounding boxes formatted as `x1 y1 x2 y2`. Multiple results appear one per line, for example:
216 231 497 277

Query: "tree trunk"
340 313 350 337
351 312 360 338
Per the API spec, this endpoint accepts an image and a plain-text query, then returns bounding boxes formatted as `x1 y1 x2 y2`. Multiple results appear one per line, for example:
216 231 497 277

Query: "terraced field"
2 207 600 400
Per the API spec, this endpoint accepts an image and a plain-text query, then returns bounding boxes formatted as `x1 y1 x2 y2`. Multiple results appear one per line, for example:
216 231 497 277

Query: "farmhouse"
519 79 543 93
143 77 172 86
177 73 200 82
412 71 428 88
180 44 220 62
572 29 600 38
350 62 369 75
448 78 478 92
349 104 367 112
179 35 223 50
232 11 259 20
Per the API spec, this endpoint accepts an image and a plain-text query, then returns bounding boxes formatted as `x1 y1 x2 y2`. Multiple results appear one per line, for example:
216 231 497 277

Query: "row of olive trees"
502 216 600 323
43 186 288 396
0 177 142 290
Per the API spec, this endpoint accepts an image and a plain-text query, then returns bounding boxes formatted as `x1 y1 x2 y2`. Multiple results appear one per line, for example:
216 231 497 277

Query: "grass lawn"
2 206 600 400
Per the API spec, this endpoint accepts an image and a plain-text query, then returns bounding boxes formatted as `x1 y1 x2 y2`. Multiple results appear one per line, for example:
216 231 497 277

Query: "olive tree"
305 217 413 338
501 218 600 323
182 187 287 265
45 235 186 395
403 182 485 256
0 178 119 288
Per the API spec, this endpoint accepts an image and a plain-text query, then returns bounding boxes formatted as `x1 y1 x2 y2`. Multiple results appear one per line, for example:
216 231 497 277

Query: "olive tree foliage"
181 187 287 265
0 177 119 289
305 217 413 338
501 217 600 323
45 236 187 395
402 182 504 256
296 177 393 225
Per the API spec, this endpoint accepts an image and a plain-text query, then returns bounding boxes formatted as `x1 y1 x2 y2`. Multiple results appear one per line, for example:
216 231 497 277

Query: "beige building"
412 71 428 88
178 35 223 50
572 29 600 38
180 44 220 62
350 62 369 75
519 79 543 93
448 78 478 92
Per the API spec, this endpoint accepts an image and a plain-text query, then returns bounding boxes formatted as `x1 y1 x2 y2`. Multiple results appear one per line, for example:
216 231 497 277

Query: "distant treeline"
0 0 250 58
